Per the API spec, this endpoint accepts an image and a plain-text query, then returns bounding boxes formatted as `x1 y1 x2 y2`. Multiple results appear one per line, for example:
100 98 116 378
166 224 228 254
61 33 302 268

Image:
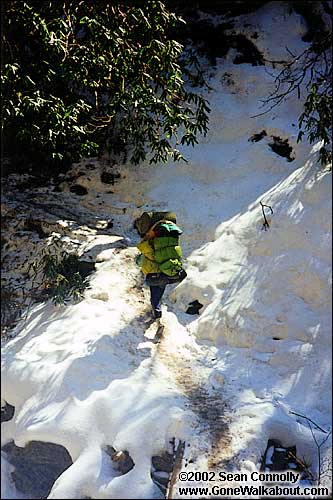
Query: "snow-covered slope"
173 156 332 476
1 2 332 499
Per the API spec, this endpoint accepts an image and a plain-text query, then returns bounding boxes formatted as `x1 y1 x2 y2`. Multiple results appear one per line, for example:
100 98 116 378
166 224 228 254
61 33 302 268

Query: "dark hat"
134 211 177 236
134 212 152 236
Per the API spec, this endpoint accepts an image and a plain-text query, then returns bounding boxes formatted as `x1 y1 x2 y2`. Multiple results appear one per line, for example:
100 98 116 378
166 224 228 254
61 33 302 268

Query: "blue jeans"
150 285 166 316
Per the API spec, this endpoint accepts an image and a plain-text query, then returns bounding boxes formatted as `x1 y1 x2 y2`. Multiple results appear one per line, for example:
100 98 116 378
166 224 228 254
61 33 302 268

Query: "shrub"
29 237 92 305
2 0 210 173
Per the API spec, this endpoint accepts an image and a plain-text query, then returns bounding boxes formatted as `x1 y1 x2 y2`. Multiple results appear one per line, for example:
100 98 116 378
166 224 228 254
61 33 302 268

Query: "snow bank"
173 155 331 475
1 246 192 499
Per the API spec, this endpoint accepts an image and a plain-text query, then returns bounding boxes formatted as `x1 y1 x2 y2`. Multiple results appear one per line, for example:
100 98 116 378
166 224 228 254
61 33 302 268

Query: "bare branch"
260 201 273 231
289 411 329 434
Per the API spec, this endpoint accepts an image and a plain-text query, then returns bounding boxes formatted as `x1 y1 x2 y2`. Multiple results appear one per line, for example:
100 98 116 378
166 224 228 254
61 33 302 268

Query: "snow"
1 2 332 499
265 446 274 465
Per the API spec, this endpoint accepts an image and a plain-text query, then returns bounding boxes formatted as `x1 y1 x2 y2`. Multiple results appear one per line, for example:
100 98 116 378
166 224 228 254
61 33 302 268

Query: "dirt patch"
157 340 231 469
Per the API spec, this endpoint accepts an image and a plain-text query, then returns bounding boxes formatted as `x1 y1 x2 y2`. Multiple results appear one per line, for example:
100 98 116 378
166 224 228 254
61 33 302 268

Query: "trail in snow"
116 243 232 470
156 331 231 470
94 241 232 471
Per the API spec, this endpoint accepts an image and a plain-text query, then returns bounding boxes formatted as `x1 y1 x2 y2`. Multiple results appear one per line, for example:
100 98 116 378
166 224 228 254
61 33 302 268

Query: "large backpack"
135 211 177 236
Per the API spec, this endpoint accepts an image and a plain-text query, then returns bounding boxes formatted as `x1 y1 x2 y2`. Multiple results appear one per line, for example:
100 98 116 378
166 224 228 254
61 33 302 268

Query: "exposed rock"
105 446 135 474
186 300 204 315
232 34 265 66
1 402 15 423
261 438 309 479
2 440 73 499
178 19 264 67
151 451 174 496
90 291 109 301
268 136 295 162
291 1 331 42
77 260 96 279
70 185 88 196
101 171 121 185
249 130 267 142
23 220 49 239
152 452 174 473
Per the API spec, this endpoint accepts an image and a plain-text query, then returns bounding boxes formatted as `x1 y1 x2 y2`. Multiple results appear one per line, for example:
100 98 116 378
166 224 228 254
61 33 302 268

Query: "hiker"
134 211 187 319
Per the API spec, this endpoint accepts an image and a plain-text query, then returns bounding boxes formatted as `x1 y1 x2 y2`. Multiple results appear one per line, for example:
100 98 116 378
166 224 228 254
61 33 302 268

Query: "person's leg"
149 285 166 318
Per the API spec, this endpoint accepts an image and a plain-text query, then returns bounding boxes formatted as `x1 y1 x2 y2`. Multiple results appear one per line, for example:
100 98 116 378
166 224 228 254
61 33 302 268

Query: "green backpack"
134 211 177 236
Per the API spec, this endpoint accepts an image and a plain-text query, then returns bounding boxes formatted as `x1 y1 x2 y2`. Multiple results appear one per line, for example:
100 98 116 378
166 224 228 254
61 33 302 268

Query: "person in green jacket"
134 211 187 319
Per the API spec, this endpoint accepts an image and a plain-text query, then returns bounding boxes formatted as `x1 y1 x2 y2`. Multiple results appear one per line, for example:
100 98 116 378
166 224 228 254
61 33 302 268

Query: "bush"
29 237 92 305
2 0 210 173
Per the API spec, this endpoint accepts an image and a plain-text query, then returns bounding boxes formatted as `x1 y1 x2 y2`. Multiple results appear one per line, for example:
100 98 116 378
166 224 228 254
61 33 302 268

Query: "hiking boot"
153 309 162 319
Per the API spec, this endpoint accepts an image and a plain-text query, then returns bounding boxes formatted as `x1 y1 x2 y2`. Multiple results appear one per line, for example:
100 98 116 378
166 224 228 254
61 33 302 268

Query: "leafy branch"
2 1 210 173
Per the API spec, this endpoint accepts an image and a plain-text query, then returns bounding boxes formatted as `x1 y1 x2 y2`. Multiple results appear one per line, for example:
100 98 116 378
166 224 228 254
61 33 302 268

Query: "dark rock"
105 447 135 475
152 474 169 487
2 440 73 499
175 19 233 65
64 175 77 183
77 261 95 279
181 20 264 67
232 34 265 66
249 130 267 142
268 136 295 162
105 445 117 457
151 451 174 496
100 172 121 185
291 1 329 43
152 452 174 473
221 72 234 86
15 176 49 191
261 439 305 475
186 300 204 315
1 402 15 423
69 185 88 196
86 163 96 170
24 220 48 239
